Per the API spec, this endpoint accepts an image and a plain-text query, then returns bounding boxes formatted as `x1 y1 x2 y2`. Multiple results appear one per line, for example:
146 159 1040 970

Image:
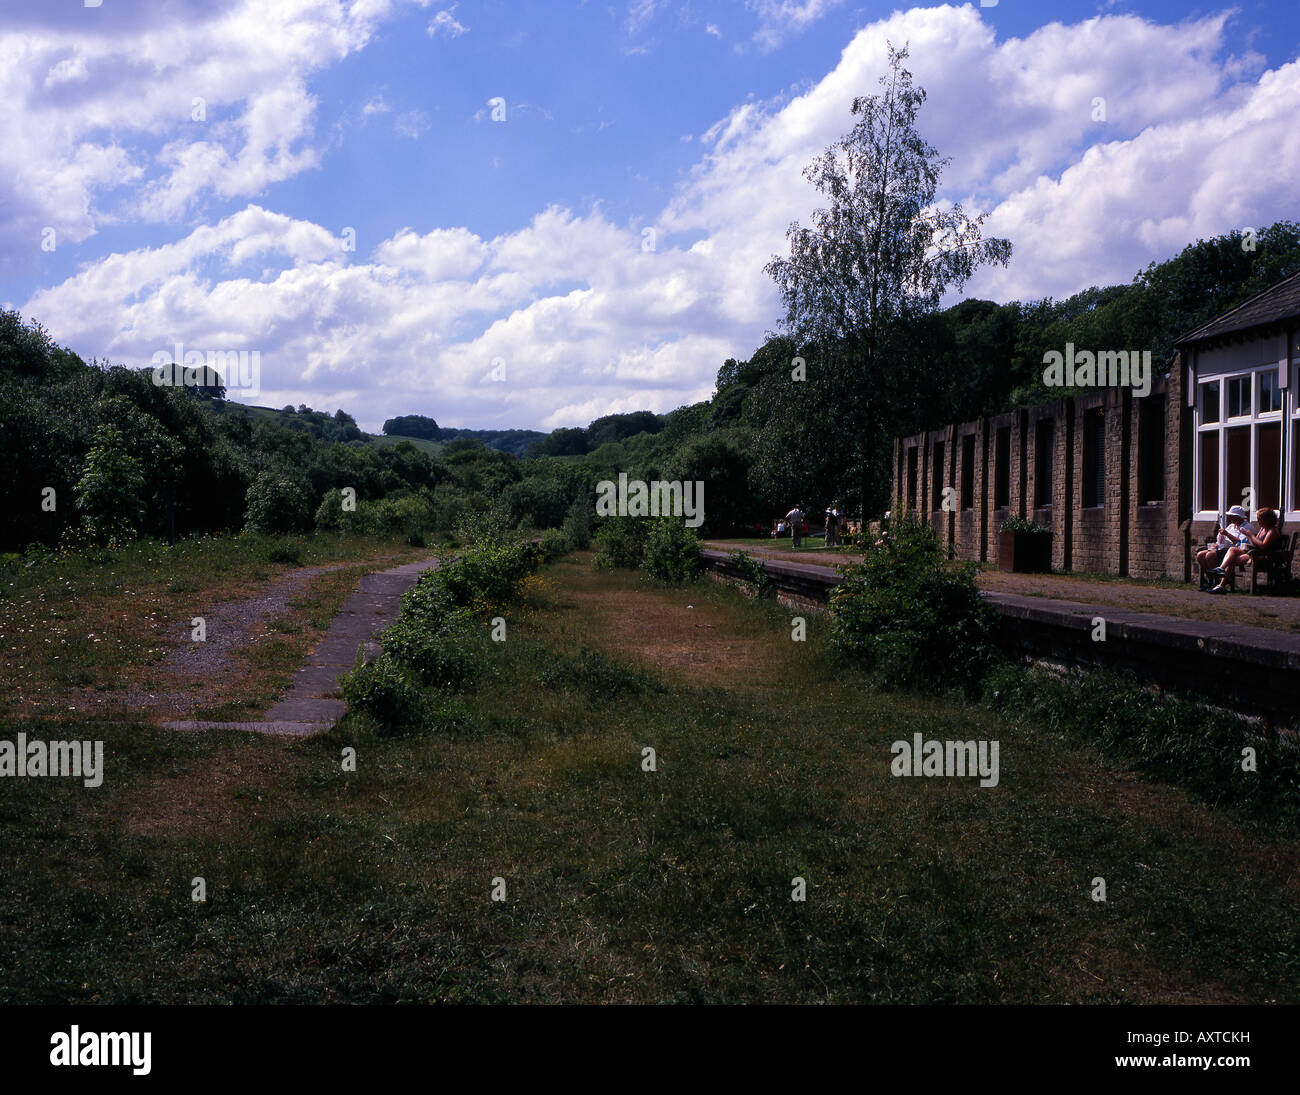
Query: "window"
1082 409 1105 508
1034 419 1054 507
1199 430 1220 512
932 442 945 510
1138 396 1165 503
994 427 1011 509
1227 375 1251 418
1259 369 1283 414
906 447 918 508
1196 366 1286 514
1200 380 1220 424
960 434 975 510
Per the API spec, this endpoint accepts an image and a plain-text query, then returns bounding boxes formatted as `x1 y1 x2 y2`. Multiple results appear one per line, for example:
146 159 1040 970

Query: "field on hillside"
1 549 1297 1003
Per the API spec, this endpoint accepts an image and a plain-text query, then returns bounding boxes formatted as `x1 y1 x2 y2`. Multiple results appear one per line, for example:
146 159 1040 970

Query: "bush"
382 610 487 689
265 537 303 564
830 510 996 695
592 515 647 569
643 518 702 582
561 497 592 549
727 550 773 598
340 651 426 734
538 528 569 562
245 471 312 534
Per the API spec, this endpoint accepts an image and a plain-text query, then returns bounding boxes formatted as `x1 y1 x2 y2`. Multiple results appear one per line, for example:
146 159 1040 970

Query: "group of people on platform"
771 504 844 548
1195 505 1285 593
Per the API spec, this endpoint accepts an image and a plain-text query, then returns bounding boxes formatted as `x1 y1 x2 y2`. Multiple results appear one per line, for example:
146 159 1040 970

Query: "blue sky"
3 1 1299 431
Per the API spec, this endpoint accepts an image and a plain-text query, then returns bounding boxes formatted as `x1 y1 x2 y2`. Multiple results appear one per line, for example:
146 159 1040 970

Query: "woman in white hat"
1198 505 1250 590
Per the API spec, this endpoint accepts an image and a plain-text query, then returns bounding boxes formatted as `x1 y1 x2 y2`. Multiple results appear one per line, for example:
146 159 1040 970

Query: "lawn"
1 550 1296 1003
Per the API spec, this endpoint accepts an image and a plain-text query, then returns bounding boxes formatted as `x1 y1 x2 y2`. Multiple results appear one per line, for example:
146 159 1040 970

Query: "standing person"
824 506 839 547
785 504 805 547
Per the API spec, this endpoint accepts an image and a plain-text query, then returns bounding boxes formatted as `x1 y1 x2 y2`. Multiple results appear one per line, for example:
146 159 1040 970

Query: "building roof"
1175 270 1300 347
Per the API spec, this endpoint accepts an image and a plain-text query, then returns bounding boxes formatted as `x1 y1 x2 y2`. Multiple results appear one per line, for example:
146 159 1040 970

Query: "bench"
1247 530 1297 594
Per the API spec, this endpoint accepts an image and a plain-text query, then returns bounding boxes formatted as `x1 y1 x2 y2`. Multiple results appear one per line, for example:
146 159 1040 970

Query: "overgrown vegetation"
340 534 539 734
830 511 997 695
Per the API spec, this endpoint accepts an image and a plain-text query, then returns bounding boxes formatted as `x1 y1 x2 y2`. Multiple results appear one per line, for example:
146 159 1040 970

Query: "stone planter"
998 530 1051 573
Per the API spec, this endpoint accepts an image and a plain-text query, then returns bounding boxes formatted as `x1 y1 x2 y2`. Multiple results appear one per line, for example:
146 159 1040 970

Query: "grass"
1 551 1297 1003
0 531 432 721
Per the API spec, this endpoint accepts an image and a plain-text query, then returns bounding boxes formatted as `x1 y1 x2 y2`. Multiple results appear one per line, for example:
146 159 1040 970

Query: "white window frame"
1194 365 1285 520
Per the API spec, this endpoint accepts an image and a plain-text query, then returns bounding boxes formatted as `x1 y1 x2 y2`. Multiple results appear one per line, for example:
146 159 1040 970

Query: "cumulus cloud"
0 0 411 274
14 5 1299 431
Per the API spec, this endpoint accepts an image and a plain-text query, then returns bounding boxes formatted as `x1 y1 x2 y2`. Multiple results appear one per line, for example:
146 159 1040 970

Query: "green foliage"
382 610 487 690
265 537 304 564
382 413 440 440
983 662 1300 820
340 651 427 734
537 647 653 698
998 517 1051 535
643 518 702 583
537 528 569 562
592 515 648 569
727 550 774 598
244 471 312 534
561 497 592 549
72 424 147 545
830 511 996 694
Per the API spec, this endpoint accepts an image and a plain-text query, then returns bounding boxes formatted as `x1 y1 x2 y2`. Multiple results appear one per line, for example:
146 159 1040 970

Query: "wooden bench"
1247 530 1297 594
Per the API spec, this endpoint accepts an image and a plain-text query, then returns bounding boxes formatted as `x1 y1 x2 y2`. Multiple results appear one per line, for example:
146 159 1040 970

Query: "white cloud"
0 0 412 272
747 0 844 52
15 6 1299 431
427 7 469 38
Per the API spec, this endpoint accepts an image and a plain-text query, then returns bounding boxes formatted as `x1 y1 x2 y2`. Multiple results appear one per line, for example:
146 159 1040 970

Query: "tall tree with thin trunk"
759 43 1012 516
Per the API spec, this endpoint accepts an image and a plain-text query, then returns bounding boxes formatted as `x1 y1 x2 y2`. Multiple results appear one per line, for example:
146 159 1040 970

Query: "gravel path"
164 557 440 736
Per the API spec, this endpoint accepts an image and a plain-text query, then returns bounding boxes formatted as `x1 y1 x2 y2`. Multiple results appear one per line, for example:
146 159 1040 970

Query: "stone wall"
894 365 1187 579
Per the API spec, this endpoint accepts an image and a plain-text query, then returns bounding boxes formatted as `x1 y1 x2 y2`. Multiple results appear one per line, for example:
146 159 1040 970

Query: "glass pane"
1259 369 1282 413
1227 375 1251 418
1200 380 1220 424
1256 422 1281 510
1199 431 1219 512
1226 425 1250 509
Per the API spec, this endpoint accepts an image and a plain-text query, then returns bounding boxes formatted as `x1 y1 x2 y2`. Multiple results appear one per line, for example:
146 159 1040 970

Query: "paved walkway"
164 557 439 736
705 540 1300 634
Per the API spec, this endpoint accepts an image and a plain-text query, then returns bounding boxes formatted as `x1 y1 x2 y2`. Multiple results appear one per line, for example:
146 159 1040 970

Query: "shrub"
265 537 303 564
561 498 592 549
339 651 426 734
73 423 147 544
538 528 569 562
727 550 773 597
592 515 647 569
830 510 996 695
382 611 487 689
643 518 702 582
244 471 311 534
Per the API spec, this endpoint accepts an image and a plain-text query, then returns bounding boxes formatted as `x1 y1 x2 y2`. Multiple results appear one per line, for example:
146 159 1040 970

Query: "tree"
760 43 1011 515
73 424 147 544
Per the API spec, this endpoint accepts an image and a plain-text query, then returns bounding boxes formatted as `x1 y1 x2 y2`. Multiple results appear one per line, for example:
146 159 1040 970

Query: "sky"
2 0 1298 433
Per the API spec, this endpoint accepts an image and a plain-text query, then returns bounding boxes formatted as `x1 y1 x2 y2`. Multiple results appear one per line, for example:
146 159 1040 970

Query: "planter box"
998 530 1051 573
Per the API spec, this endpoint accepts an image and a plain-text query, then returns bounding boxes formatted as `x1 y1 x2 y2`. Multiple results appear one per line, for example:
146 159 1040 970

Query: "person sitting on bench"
1198 506 1249 590
1210 508 1280 593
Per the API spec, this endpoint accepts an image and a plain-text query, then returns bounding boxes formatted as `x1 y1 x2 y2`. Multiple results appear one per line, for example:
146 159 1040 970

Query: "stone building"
891 270 1300 580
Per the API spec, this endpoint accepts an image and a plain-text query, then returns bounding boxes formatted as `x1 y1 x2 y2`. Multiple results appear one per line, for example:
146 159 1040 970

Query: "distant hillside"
380 413 543 456
434 427 544 456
